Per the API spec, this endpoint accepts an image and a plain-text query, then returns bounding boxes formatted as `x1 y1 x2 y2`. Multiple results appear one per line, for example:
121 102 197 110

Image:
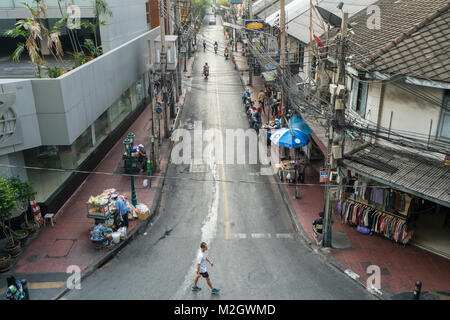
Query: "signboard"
180 47 186 53
245 20 265 31
320 168 329 183
230 0 242 4
155 105 163 114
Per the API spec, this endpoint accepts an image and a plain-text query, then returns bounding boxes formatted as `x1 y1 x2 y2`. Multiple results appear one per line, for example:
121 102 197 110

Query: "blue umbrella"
270 127 310 148
289 115 312 134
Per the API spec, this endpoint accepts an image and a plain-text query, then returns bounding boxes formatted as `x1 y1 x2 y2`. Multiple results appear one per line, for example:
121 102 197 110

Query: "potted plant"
12 229 29 248
0 253 12 272
0 178 22 257
7 177 38 236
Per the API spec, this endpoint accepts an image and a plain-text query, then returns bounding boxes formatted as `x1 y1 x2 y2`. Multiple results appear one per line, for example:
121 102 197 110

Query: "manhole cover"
47 239 75 258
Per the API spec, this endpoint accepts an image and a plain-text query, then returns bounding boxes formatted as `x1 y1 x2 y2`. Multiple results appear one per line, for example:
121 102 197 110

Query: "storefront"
341 144 450 259
22 75 147 203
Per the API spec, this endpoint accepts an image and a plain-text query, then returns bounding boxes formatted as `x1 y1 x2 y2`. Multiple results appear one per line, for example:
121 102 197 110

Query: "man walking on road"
192 242 220 294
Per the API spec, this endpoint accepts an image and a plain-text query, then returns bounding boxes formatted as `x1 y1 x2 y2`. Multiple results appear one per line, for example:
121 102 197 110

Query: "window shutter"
359 82 369 118
438 95 450 141
351 79 359 111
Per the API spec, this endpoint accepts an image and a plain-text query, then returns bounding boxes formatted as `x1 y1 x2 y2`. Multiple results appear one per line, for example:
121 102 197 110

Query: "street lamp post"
123 134 137 206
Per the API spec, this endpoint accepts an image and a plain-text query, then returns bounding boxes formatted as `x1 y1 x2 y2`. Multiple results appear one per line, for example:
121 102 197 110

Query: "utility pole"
322 9 348 248
147 40 160 174
175 0 182 102
160 0 170 139
248 0 253 87
280 0 286 124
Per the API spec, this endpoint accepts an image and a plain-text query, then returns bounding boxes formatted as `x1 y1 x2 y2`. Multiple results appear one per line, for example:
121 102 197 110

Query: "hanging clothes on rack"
342 199 411 244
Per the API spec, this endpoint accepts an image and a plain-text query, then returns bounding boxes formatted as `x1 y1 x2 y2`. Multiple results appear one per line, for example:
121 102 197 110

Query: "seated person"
6 276 25 300
312 212 324 245
90 221 113 246
131 144 148 171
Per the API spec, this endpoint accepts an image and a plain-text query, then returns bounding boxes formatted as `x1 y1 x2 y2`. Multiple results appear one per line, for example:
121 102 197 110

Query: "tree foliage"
0 178 18 241
216 0 230 8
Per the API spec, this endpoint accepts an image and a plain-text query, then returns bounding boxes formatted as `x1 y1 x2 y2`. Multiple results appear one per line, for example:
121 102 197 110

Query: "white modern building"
0 0 150 52
0 0 163 211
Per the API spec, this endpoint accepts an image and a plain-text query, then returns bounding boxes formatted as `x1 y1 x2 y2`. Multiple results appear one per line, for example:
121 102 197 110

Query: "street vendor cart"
87 189 121 228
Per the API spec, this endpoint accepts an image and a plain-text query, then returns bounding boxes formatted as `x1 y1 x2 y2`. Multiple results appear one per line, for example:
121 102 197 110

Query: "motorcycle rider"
203 62 210 78
242 89 251 104
224 47 229 59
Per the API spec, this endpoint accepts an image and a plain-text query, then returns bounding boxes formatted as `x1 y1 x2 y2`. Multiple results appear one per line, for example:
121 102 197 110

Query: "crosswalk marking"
229 233 295 240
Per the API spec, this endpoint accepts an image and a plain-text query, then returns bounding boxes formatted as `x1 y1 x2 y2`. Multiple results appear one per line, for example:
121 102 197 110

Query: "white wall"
346 79 447 161
99 0 149 52
379 84 443 139
32 26 159 145
0 79 42 156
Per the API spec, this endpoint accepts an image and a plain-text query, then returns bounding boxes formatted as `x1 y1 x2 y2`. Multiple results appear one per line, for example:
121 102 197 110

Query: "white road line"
251 233 266 239
276 233 294 239
227 233 295 239
230 233 247 239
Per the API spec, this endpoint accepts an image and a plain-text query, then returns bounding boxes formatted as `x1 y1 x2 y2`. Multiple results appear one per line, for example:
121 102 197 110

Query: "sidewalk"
0 56 196 299
233 41 450 300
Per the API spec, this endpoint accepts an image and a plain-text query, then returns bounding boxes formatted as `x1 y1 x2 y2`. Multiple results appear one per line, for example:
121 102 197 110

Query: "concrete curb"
52 59 194 300
52 135 170 301
275 175 389 300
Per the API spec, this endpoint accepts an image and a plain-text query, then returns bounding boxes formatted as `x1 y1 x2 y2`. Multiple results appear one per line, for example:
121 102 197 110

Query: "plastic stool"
44 213 56 227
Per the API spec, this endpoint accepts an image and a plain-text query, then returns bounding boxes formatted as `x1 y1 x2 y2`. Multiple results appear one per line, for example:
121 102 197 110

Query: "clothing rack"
346 199 407 220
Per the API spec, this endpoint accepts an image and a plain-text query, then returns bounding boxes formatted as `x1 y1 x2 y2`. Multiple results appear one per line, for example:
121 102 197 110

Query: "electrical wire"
0 163 448 192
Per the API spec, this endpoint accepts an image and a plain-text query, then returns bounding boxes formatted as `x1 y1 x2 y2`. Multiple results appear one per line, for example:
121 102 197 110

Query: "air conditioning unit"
336 85 346 96
329 84 337 95
153 35 178 71
335 98 345 110
332 145 343 159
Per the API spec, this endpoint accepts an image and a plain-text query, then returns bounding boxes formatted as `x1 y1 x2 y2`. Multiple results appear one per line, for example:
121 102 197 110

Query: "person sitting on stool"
90 221 113 246
312 212 324 246
131 144 148 172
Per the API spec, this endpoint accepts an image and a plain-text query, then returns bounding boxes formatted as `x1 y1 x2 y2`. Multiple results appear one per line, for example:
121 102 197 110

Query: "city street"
62 16 375 300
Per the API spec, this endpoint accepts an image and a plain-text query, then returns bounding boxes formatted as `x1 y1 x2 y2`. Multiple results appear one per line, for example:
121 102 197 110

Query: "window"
437 91 450 142
351 79 368 118
298 45 304 69
146 2 151 26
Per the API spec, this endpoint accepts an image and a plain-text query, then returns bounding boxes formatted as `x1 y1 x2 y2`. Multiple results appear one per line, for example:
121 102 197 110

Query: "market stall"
270 126 310 185
86 189 150 245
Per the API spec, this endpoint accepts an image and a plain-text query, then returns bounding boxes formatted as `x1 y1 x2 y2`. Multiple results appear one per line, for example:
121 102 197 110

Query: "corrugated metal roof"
263 0 378 43
343 144 450 208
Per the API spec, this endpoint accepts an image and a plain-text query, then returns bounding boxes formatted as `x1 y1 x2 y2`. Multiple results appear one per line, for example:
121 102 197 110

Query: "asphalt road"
62 15 375 301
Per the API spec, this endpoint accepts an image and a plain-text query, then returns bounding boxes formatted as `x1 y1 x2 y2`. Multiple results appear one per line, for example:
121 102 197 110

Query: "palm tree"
81 0 113 55
4 1 65 77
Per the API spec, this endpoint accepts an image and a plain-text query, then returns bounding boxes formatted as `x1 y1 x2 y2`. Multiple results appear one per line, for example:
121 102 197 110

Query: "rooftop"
344 144 450 208
341 0 450 82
